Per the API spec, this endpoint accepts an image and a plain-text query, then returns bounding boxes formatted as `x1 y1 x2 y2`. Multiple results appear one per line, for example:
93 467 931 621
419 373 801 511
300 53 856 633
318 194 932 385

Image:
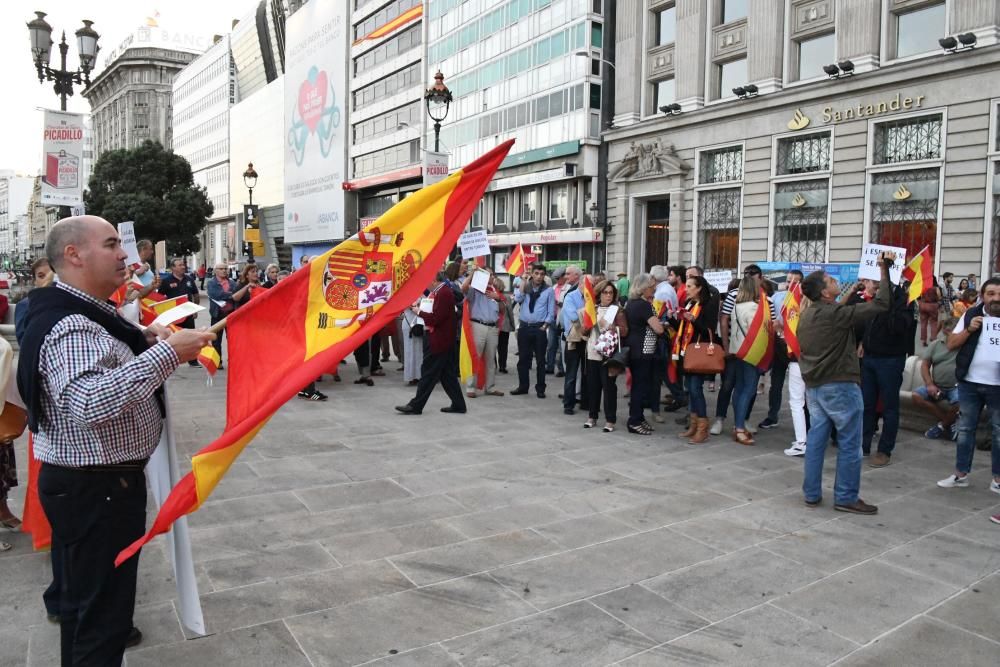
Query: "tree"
84 140 214 256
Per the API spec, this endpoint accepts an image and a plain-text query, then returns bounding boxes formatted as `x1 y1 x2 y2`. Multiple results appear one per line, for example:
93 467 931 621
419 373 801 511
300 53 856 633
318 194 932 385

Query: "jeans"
586 359 618 423
627 357 652 426
563 342 586 410
788 362 808 445
954 381 1000 476
685 372 707 418
732 360 761 430
517 325 548 393
803 382 865 505
766 340 789 422
546 325 564 373
715 356 758 420
861 354 905 456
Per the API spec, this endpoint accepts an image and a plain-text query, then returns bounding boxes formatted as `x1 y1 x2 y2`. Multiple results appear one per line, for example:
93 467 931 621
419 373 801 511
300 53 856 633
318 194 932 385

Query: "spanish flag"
139 295 189 327
581 275 598 330
197 345 221 376
115 140 514 566
901 245 934 304
354 5 423 44
504 243 527 276
735 287 774 371
459 301 486 389
782 283 802 359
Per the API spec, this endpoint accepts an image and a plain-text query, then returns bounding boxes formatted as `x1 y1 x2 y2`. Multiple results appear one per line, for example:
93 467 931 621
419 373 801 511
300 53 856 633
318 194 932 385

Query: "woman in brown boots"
672 275 719 444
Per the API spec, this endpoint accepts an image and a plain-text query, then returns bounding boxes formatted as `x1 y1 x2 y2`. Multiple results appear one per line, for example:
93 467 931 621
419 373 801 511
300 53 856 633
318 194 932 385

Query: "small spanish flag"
735 287 775 371
459 300 486 389
139 295 189 326
581 275 598 330
504 244 527 275
197 345 221 376
782 283 802 359
901 245 934 304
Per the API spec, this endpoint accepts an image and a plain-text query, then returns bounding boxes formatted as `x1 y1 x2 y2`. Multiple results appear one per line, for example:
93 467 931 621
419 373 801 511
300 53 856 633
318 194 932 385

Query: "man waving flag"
116 140 514 566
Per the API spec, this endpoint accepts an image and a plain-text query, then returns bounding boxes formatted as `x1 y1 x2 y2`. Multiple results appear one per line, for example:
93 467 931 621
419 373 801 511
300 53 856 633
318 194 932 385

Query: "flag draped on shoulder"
504 243 527 276
735 287 774 371
459 300 486 389
901 245 933 304
115 140 514 566
782 283 803 359
581 275 597 331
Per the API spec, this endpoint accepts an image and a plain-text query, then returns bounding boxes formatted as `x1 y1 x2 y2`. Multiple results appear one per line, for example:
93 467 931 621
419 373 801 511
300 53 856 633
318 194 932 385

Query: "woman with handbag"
583 280 629 431
671 275 720 443
624 274 665 435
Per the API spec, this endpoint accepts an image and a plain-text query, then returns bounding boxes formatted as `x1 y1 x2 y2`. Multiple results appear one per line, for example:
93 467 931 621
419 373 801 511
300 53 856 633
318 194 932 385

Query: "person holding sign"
460 267 504 398
797 251 895 515
937 278 1000 502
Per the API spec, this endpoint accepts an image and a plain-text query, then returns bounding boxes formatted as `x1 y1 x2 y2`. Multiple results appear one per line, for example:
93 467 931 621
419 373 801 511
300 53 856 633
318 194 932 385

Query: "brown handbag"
682 332 725 375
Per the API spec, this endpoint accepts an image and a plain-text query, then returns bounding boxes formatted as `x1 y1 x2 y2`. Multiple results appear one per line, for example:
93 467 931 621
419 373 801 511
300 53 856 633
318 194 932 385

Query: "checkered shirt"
32 282 180 467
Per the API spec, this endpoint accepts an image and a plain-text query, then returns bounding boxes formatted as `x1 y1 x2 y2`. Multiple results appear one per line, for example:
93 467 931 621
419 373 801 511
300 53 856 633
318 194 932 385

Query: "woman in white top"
729 276 768 445
583 280 629 432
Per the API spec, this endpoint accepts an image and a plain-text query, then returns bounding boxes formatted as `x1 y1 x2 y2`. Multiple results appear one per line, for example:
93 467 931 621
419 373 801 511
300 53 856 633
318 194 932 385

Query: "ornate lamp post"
242 163 259 264
243 162 258 205
424 71 452 153
27 12 100 111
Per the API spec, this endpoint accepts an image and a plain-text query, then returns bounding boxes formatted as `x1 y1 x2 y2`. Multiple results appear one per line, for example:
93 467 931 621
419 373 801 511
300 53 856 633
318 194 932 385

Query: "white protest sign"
704 270 732 295
117 221 141 267
858 243 906 284
470 269 490 293
151 302 205 328
459 229 491 258
980 316 1000 363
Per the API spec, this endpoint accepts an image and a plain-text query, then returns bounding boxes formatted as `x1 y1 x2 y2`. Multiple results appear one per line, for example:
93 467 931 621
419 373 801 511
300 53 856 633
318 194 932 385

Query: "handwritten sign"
981 316 1000 363
704 270 732 295
459 230 491 259
470 269 490 293
118 221 141 268
151 301 205 328
858 243 906 284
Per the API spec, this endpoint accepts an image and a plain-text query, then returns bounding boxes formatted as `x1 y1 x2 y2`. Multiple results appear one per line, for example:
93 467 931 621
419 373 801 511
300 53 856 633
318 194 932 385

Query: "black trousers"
497 331 510 371
408 340 466 413
516 326 548 393
38 463 146 667
586 359 618 423
563 342 588 411
354 334 381 374
766 339 790 422
628 358 653 426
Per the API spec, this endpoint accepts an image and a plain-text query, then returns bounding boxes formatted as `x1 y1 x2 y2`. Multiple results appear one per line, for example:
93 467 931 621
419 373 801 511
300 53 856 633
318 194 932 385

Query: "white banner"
40 110 84 207
858 243 906 284
423 151 449 188
118 221 141 267
459 230 491 258
283 4 347 243
704 270 732 295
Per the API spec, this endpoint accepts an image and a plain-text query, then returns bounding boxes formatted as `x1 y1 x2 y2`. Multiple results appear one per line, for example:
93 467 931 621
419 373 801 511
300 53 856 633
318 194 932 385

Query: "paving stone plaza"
3 357 1000 666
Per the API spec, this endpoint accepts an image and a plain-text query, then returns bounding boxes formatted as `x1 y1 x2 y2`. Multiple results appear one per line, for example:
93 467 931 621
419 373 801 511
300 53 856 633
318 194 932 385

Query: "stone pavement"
2 359 1000 666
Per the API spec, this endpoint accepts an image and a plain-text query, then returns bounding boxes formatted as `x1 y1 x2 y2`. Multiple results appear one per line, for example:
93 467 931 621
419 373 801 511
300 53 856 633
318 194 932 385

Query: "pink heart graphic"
298 69 328 133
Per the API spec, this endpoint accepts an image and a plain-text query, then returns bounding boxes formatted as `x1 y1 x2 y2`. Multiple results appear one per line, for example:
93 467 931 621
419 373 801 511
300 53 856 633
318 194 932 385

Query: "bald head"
45 215 128 299
46 216 103 271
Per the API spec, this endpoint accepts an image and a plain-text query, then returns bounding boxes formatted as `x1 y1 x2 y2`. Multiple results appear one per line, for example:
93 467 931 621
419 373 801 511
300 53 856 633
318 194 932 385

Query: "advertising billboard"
40 110 84 207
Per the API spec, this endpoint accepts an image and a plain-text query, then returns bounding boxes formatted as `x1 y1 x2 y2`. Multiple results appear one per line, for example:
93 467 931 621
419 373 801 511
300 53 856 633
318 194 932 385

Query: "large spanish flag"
782 282 802 359
901 245 933 304
735 287 774 371
116 140 514 566
459 301 486 389
581 275 598 330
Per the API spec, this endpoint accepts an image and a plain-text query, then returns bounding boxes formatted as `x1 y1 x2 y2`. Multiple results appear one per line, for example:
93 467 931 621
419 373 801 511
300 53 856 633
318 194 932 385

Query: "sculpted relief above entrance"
610 139 690 182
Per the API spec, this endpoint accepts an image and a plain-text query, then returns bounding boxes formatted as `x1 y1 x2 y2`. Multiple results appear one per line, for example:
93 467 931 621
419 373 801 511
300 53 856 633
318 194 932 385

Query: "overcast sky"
0 1 254 175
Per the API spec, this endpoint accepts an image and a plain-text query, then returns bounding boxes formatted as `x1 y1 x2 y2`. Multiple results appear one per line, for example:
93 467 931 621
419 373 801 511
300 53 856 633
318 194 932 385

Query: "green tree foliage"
84 140 213 256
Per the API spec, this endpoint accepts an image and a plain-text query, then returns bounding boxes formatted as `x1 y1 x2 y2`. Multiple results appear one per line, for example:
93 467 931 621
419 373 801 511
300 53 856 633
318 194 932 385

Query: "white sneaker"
937 474 969 489
990 480 1000 495
709 418 724 435
784 442 806 457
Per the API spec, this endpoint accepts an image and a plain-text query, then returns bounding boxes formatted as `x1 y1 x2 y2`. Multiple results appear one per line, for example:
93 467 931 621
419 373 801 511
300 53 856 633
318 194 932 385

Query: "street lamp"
27 12 100 111
243 162 258 205
573 50 616 71
424 71 452 153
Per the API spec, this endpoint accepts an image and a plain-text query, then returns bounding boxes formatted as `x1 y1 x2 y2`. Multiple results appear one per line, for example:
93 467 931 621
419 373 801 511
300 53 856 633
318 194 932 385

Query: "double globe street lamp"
27 11 101 111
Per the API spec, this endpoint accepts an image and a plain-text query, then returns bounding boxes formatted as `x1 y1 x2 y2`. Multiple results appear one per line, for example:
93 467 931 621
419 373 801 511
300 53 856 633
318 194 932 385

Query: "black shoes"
441 406 466 414
395 405 421 415
537 392 546 399
758 417 779 430
511 387 529 395
125 626 143 648
834 499 878 515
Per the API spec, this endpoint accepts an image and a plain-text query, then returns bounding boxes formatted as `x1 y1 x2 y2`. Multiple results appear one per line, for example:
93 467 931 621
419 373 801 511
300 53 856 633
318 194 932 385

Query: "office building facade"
605 0 1000 280
0 173 35 265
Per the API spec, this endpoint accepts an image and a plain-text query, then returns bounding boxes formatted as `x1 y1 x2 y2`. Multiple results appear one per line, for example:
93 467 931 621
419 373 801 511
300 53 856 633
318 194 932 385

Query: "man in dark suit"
395 271 467 415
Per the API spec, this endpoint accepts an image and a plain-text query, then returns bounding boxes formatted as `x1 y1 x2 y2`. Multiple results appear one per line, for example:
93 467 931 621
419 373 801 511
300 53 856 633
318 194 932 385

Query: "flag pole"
208 318 228 334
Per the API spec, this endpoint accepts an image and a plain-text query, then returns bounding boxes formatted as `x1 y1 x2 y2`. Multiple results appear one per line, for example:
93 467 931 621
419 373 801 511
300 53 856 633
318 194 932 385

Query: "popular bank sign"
40 110 84 207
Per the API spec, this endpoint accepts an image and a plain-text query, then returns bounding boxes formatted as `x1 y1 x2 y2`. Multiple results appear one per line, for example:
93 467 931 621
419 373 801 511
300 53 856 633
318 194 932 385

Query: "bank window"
894 2 946 59
653 78 675 112
869 168 940 259
774 180 828 262
721 0 747 24
699 145 743 184
520 188 537 224
717 57 747 100
655 5 676 46
549 184 568 222
697 188 741 270
873 114 943 165
796 32 834 81
776 132 831 175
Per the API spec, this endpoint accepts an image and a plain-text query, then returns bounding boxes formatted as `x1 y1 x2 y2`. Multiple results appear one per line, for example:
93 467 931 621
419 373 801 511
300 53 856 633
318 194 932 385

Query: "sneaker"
937 474 969 488
834 499 878 515
991 480 1000 495
758 417 779 430
990 514 1000 525
784 442 807 457
924 424 945 439
709 418 724 435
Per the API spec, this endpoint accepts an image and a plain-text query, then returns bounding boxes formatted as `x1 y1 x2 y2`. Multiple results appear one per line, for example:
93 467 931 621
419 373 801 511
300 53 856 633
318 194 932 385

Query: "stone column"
613 1 644 127
836 0 881 72
747 0 784 93
674 0 708 110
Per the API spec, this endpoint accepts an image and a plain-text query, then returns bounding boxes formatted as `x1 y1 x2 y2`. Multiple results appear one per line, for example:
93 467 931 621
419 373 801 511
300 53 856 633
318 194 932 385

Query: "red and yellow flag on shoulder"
782 282 803 359
735 287 775 371
504 243 527 276
581 275 598 330
901 245 934 304
115 140 514 566
459 301 486 389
